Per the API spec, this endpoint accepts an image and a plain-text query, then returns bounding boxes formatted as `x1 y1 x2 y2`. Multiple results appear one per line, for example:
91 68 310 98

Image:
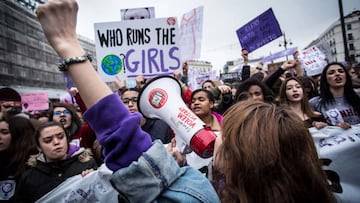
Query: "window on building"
349 43 354 50
348 33 353 40
347 24 352 30
350 55 355 62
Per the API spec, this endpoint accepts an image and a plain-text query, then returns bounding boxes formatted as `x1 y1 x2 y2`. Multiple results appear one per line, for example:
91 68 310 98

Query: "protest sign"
94 17 181 82
179 6 204 60
187 67 217 90
236 8 282 53
297 45 327 76
21 92 49 111
220 72 241 83
310 124 360 202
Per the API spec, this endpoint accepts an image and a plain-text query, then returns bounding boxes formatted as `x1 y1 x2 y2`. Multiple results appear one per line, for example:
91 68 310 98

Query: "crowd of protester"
1 0 360 202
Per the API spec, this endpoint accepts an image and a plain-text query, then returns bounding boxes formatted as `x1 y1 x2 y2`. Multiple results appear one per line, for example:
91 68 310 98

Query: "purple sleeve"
83 94 152 171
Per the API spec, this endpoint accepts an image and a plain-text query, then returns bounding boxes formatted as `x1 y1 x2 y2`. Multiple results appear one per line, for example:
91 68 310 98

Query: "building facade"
307 10 360 64
0 0 97 98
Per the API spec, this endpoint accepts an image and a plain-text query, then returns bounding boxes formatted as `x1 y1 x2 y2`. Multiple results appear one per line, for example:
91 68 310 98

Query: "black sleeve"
241 65 251 81
264 67 285 88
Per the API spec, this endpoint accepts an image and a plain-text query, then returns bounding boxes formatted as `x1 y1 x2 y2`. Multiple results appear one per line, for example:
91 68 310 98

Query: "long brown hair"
214 101 335 203
1 114 37 178
279 77 319 118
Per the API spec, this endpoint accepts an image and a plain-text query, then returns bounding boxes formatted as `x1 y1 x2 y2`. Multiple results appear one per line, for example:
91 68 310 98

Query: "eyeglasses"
122 97 138 104
53 110 71 116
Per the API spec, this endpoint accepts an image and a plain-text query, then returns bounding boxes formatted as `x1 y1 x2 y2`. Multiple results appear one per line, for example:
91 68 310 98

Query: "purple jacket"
83 94 152 171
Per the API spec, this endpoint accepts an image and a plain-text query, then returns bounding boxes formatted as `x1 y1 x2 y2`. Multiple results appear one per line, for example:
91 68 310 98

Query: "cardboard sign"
94 17 181 82
236 8 282 53
297 45 327 76
21 92 49 111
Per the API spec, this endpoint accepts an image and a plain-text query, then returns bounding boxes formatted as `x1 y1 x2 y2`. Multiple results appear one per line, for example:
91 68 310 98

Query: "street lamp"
279 32 293 60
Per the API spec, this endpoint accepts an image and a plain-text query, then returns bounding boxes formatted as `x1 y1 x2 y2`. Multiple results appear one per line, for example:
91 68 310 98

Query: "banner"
310 124 360 202
94 18 181 82
236 8 282 53
297 45 327 76
179 6 204 60
261 47 297 63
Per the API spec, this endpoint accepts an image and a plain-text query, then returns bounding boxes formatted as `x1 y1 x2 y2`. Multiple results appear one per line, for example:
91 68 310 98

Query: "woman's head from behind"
34 121 69 162
214 101 333 202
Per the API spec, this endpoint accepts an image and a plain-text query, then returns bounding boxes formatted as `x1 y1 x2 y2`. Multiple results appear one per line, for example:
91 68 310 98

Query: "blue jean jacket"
110 141 220 203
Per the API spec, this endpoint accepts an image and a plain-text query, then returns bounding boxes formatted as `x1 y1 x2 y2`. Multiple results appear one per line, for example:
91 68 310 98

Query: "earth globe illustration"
101 54 123 75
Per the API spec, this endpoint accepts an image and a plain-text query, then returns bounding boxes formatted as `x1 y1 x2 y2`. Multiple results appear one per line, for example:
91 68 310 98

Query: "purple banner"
236 8 282 53
261 47 298 63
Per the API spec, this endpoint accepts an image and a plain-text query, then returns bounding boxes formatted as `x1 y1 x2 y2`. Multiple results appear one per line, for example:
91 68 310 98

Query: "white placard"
94 18 181 82
297 45 327 76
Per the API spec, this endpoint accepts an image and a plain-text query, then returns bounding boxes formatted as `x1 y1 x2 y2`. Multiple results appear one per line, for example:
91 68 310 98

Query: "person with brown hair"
15 121 97 202
212 100 335 203
0 114 37 201
279 77 327 129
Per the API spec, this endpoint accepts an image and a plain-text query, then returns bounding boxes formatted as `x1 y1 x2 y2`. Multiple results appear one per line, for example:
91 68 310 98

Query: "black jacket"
15 149 97 202
142 118 173 144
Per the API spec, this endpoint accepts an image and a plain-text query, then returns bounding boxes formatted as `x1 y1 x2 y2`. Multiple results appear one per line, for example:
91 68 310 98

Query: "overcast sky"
76 0 359 70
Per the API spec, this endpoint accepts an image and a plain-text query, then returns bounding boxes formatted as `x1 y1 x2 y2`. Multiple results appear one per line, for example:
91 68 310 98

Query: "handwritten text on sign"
94 17 181 82
297 45 327 76
236 8 282 53
21 92 49 111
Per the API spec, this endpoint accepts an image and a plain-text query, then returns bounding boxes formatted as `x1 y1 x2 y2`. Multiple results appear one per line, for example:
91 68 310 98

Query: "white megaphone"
138 75 216 158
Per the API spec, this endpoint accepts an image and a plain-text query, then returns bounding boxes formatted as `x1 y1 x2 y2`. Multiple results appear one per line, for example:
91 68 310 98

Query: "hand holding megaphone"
138 76 216 158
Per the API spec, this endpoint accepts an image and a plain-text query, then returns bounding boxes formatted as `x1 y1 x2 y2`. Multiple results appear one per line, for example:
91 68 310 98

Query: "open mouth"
334 77 342 83
292 94 300 98
59 118 67 125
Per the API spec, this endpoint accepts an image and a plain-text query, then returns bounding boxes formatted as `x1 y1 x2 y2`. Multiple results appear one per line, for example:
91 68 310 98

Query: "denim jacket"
111 141 220 203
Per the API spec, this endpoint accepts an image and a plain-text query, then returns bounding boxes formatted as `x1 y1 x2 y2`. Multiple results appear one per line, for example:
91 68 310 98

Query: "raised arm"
35 0 152 171
35 0 111 108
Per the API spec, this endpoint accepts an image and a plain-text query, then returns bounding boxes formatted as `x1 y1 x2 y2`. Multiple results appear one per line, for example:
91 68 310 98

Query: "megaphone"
138 75 216 158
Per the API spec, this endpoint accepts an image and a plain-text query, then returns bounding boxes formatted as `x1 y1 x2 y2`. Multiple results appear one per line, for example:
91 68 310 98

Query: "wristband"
58 52 92 71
